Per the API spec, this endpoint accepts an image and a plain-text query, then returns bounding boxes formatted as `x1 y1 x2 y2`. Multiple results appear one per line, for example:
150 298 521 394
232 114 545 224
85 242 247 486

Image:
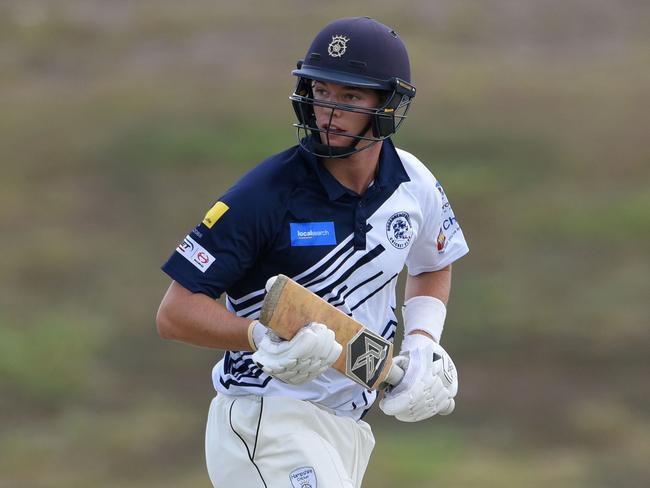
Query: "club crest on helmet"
327 35 349 57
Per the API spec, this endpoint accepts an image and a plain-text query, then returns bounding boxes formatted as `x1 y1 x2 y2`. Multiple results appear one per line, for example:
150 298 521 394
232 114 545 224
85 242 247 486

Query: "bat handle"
384 362 405 387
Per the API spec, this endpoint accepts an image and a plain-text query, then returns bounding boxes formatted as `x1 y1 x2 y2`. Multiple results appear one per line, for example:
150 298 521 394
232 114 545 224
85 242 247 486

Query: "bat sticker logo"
347 330 390 388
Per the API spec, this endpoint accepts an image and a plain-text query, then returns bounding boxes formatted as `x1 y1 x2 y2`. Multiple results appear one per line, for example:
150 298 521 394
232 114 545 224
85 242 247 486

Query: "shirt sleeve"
161 182 278 298
405 173 469 275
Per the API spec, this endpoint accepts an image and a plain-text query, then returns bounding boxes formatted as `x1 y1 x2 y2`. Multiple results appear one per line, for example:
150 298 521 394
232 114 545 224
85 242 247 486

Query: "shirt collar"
299 137 410 201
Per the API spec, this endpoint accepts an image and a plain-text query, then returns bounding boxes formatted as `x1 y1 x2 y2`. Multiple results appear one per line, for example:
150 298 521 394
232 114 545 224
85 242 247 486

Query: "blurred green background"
1 0 648 487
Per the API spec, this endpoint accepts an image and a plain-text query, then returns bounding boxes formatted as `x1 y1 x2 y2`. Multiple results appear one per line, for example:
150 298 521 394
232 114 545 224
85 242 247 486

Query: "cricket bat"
259 275 404 390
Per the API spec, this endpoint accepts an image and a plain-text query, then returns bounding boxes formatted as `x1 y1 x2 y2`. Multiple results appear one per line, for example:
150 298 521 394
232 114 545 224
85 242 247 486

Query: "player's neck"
321 141 383 196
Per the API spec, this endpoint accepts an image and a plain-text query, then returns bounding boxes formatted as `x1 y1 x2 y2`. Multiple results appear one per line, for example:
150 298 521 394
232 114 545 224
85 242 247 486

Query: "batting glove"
379 334 458 422
252 322 342 385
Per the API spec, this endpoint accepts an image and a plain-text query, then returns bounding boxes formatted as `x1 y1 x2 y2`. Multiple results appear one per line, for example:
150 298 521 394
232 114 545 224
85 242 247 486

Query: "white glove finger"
383 339 459 421
287 371 310 384
381 347 433 417
395 413 423 423
305 325 341 366
407 404 432 421
383 355 409 391
254 353 297 373
263 323 320 357
286 336 318 361
253 337 289 361
254 322 341 385
258 335 294 355
392 355 410 369
432 392 450 413
385 384 431 419
288 328 328 361
290 326 324 356
303 321 333 344
379 392 413 416
415 383 440 413
251 349 269 369
438 398 455 416
323 339 343 365
388 350 427 396
261 364 285 378
429 376 447 402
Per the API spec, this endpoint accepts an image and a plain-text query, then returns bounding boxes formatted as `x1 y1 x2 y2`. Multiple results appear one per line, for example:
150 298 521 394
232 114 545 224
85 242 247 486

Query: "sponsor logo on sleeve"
438 216 462 253
290 222 337 247
434 182 462 253
386 211 413 249
437 228 447 253
202 201 229 229
442 215 458 231
176 235 215 272
290 466 317 488
436 181 453 215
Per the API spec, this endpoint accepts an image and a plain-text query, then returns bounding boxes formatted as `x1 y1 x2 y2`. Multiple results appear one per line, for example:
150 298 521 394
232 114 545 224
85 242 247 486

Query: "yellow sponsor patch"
202 201 229 228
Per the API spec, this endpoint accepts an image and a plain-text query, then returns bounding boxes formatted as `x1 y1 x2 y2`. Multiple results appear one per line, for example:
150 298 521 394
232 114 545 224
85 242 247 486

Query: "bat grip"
384 362 405 387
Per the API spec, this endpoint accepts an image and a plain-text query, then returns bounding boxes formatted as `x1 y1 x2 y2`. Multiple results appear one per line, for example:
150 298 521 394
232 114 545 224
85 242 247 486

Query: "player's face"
312 81 381 147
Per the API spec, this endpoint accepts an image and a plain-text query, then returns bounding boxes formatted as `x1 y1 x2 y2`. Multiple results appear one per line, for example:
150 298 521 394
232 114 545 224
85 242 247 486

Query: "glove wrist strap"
247 320 267 351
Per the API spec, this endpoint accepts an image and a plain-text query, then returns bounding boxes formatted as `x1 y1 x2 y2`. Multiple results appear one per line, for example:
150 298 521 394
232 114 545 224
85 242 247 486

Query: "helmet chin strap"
310 121 376 158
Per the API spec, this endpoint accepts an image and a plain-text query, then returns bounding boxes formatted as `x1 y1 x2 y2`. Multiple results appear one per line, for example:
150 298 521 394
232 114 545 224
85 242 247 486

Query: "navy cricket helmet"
290 17 416 158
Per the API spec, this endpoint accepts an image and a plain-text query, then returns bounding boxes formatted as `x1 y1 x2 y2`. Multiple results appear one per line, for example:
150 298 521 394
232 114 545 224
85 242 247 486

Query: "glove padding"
252 322 342 385
380 334 458 422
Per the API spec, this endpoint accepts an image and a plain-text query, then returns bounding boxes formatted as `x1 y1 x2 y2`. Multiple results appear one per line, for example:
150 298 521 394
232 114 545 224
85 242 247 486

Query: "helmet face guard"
290 17 416 158
290 75 416 158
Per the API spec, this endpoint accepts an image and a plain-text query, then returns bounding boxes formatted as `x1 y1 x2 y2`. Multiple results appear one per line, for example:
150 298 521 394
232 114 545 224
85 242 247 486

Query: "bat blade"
260 275 403 389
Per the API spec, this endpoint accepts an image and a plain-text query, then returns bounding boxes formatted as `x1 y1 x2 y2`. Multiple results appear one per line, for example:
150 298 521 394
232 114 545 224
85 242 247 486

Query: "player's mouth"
322 124 348 136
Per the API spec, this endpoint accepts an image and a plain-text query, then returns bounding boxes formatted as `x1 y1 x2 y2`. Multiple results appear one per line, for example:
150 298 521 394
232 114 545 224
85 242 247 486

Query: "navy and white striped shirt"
162 138 468 419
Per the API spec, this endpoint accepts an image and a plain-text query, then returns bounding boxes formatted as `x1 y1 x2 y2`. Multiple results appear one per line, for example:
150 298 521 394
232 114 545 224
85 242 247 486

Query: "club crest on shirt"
290 466 317 488
386 211 413 249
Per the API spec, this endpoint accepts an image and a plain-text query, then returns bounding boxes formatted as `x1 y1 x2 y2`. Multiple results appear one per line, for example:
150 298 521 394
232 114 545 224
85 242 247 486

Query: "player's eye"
343 93 362 102
313 88 328 99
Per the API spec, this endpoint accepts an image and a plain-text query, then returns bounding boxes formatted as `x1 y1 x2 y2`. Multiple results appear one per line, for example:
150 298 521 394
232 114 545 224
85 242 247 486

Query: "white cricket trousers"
205 393 375 488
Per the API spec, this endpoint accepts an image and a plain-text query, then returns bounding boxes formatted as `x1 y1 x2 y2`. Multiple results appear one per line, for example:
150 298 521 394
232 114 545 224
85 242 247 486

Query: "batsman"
157 16 469 488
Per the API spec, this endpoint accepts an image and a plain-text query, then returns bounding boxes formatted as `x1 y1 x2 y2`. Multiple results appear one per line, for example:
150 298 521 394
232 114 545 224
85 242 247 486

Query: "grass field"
1 1 649 486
